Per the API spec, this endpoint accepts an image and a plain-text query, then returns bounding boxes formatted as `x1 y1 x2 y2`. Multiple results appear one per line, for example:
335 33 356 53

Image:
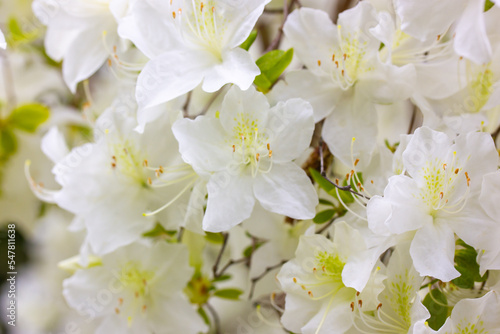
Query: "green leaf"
452 240 487 289
205 232 225 244
240 30 257 51
254 48 294 93
243 241 264 258
212 274 232 283
319 198 335 206
422 289 449 330
142 223 177 238
0 128 18 159
485 0 495 11
197 306 210 326
313 209 336 224
7 17 39 45
8 103 50 133
213 288 243 300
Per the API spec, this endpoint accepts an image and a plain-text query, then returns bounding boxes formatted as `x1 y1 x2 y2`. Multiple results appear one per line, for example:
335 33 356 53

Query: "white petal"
254 163 318 220
268 70 340 122
410 221 459 281
172 116 231 174
283 7 339 72
203 173 255 232
0 29 6 49
202 48 260 93
267 98 314 163
454 0 492 64
136 49 215 109
41 126 69 164
322 91 378 169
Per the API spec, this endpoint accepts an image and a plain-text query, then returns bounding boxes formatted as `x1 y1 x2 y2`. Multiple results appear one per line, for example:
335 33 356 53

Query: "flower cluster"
1 0 500 333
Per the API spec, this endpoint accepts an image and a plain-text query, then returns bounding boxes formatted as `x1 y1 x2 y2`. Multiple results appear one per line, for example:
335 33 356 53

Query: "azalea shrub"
2 0 500 333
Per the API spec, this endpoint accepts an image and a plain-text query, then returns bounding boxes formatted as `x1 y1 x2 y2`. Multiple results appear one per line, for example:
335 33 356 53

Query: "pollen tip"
293 277 297 283
308 291 313 297
317 60 321 66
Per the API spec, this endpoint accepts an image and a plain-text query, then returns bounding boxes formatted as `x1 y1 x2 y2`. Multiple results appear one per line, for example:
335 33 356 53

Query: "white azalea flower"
32 0 131 92
353 242 429 334
27 108 197 255
367 127 499 281
395 0 494 64
63 242 208 333
120 0 269 109
172 86 318 232
271 2 416 168
277 222 385 334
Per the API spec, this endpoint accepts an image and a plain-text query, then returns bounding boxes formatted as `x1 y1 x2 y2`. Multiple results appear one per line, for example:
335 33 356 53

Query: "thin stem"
265 0 297 52
182 90 192 118
212 233 229 278
249 260 287 300
319 139 370 200
205 302 221 334
407 104 417 134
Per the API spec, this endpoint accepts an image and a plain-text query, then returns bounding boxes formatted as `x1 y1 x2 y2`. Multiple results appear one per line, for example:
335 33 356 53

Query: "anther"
232 145 235 153
212 6 215 13
317 60 321 66
119 298 123 305
341 69 345 76
356 291 360 296
377 303 382 310
172 11 176 18
332 54 335 61
142 305 147 312
115 308 120 314
343 53 347 61
354 158 359 166
111 162 116 168
107 59 112 67
350 302 355 311
335 61 339 68
437 35 441 41
200 2 204 11
455 168 459 174
443 163 447 170
256 153 260 162
358 300 362 308
143 160 148 167
370 180 374 184
147 177 152 185
267 143 270 150
268 150 272 158
439 192 444 199
308 291 313 297
293 277 297 283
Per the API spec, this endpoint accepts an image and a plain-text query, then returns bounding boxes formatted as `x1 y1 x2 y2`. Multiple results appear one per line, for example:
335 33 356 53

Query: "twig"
205 302 221 334
316 215 339 234
177 227 184 242
212 233 229 278
217 258 247 277
249 260 287 300
318 139 370 200
265 0 294 52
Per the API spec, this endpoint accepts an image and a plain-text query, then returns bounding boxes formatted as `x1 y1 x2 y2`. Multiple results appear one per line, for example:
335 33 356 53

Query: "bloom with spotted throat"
276 222 386 334
120 0 269 110
367 126 499 282
172 85 318 232
62 241 208 333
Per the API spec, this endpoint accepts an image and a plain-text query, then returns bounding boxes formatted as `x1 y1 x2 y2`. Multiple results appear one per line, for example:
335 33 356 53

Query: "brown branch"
249 260 287 300
212 233 229 278
318 139 370 200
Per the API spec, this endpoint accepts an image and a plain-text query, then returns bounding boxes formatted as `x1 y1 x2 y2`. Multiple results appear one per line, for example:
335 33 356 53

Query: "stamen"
317 60 321 66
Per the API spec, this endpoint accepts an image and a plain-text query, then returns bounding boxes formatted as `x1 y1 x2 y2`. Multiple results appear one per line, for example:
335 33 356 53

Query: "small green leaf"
197 306 210 325
7 17 39 45
213 288 243 300
212 274 232 283
319 198 335 206
240 30 257 51
254 48 294 93
485 0 495 11
205 232 225 244
452 240 487 289
0 128 18 159
8 103 50 133
313 209 336 224
422 289 449 330
243 241 264 258
142 223 177 238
